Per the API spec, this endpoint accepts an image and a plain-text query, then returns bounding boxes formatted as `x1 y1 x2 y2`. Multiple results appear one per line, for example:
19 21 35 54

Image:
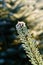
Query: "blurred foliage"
0 0 43 65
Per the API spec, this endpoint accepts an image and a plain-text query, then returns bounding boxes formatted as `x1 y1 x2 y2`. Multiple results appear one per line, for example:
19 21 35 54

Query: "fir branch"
16 22 43 65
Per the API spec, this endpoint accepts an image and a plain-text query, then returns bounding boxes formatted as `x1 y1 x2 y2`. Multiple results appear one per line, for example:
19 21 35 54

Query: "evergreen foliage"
16 22 43 65
0 0 43 65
